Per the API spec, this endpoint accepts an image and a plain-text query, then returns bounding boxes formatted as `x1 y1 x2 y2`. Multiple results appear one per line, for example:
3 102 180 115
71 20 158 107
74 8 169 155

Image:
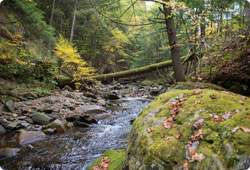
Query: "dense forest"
0 0 250 169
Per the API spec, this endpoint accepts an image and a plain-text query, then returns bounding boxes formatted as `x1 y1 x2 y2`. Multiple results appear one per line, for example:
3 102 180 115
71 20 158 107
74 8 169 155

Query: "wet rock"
32 112 53 125
80 115 98 124
0 124 6 135
76 105 105 114
66 114 81 122
43 128 56 135
4 100 15 112
99 91 119 100
17 129 46 144
20 121 31 128
46 119 65 133
73 121 89 128
0 148 21 159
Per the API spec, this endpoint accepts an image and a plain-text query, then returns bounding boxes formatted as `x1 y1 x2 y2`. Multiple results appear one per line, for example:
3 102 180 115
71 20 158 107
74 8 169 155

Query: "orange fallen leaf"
176 132 182 139
165 137 172 142
189 150 196 157
240 126 250 133
183 160 189 170
210 94 217 99
147 128 153 133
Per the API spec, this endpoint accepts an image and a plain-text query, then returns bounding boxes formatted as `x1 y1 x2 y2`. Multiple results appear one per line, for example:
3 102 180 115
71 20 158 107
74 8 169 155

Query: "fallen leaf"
193 90 203 95
183 160 189 170
248 115 250 119
189 153 205 162
239 100 244 105
176 132 182 139
240 126 250 133
210 94 217 99
191 129 203 141
147 128 153 133
189 150 196 157
165 137 172 142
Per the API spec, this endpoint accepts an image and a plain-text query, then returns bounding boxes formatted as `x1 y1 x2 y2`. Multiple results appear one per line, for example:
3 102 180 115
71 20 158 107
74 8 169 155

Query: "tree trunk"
47 0 56 55
162 0 185 82
70 0 77 43
245 0 250 31
200 0 206 49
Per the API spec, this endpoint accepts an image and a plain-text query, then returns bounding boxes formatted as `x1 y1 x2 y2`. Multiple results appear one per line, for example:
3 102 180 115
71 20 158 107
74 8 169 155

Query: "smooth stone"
17 129 46 144
32 112 53 125
46 119 65 133
80 115 98 124
76 105 105 114
0 148 21 159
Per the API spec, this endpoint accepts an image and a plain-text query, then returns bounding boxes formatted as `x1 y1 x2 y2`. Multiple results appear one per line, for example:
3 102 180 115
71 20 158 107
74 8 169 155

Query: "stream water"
0 96 151 170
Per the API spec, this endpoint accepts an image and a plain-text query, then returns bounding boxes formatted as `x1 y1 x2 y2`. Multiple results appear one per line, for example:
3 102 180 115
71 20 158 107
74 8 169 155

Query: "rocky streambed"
0 83 164 169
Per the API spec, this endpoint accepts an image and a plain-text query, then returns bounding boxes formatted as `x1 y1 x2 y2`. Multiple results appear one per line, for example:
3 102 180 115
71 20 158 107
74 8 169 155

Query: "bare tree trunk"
70 0 77 43
200 0 206 50
47 0 56 55
162 0 185 82
245 0 250 31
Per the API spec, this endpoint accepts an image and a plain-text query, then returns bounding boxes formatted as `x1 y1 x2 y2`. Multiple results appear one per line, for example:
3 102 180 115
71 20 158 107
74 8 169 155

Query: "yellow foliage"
53 35 94 86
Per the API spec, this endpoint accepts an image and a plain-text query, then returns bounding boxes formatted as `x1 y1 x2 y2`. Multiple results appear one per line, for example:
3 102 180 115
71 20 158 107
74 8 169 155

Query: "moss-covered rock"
171 82 225 91
88 149 126 170
126 89 250 170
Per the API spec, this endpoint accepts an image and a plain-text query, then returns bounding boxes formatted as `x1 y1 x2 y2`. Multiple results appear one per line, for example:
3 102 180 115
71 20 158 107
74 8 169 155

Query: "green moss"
87 150 126 170
127 88 250 169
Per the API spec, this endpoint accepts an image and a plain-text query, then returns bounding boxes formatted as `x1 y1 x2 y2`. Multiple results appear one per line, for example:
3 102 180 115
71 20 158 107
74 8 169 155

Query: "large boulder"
126 89 250 170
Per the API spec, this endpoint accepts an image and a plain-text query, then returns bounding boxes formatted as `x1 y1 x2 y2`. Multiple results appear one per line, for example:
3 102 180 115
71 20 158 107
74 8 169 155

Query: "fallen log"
91 55 190 81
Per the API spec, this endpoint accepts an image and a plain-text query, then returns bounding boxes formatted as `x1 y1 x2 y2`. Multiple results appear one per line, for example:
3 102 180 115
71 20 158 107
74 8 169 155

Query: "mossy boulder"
126 89 250 170
88 149 126 170
171 82 225 91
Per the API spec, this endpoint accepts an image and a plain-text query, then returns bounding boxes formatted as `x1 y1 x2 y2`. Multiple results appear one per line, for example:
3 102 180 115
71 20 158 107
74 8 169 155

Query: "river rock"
66 114 81 122
4 100 15 112
45 119 65 133
73 121 89 128
0 119 22 130
17 129 46 144
32 112 53 125
0 124 6 135
98 91 119 100
80 115 98 124
125 89 250 170
76 105 105 114
0 148 21 159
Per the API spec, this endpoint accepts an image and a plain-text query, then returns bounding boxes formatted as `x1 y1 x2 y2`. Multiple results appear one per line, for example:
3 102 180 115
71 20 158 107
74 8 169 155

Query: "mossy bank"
125 89 250 170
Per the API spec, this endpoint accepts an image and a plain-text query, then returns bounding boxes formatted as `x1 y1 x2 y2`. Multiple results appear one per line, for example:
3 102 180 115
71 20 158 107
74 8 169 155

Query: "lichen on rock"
126 89 250 170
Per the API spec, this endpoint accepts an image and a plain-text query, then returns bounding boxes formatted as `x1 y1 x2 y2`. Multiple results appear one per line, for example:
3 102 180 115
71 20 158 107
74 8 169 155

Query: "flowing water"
0 96 151 170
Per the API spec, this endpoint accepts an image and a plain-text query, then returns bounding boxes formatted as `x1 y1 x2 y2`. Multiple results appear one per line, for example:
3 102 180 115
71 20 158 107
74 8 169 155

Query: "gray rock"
4 100 15 112
0 148 21 159
32 112 53 125
46 119 65 133
0 124 6 135
73 121 89 128
17 129 46 144
0 120 22 130
76 105 105 114
80 115 98 124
